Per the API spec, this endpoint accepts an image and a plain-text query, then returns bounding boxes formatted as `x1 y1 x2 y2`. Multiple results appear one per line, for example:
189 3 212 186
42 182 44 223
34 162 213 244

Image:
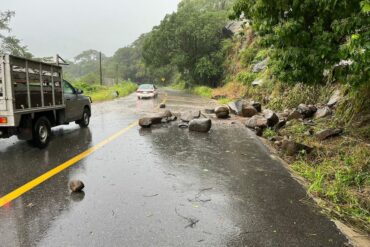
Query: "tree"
142 1 230 86
232 0 369 85
0 11 32 57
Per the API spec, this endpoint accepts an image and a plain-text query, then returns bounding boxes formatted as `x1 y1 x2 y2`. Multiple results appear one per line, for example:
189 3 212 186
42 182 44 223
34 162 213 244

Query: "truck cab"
0 54 91 148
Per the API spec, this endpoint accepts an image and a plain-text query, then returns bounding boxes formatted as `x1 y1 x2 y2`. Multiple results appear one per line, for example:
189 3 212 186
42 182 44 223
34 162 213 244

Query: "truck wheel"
78 108 90 128
32 116 51 149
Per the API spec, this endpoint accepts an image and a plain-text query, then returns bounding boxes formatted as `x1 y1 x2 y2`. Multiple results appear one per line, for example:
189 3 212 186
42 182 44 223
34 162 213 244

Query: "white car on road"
136 84 158 99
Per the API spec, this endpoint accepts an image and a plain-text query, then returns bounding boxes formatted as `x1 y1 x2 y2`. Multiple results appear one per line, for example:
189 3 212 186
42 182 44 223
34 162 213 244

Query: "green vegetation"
281 121 370 232
72 81 138 102
232 0 370 86
142 0 234 87
192 86 213 98
0 11 32 58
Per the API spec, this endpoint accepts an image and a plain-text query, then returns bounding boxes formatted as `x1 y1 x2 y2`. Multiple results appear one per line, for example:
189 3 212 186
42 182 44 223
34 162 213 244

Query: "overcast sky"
0 0 180 59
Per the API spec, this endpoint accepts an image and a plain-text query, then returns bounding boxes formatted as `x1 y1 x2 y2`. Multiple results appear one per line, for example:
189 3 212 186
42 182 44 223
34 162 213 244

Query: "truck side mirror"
76 89 84 94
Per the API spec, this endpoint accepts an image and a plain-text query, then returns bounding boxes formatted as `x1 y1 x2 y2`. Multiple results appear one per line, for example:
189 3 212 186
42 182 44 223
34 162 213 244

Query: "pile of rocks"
139 109 212 133
218 89 344 155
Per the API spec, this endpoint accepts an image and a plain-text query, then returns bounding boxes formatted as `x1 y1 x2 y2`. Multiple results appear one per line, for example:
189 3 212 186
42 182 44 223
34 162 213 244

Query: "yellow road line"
0 121 137 207
0 94 168 207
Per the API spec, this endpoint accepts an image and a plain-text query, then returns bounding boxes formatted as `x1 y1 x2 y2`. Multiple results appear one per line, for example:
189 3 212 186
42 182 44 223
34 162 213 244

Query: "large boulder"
242 106 258 118
252 58 269 73
215 106 230 119
245 115 268 129
181 110 201 122
139 114 164 128
316 128 343 141
228 101 244 115
315 106 332 119
264 110 279 127
327 89 341 107
189 119 212 133
281 140 313 156
297 104 317 118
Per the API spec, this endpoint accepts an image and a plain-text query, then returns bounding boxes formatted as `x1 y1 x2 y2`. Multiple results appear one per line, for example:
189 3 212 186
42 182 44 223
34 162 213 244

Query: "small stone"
69 180 85 192
162 110 173 118
251 102 262 112
327 90 341 107
316 128 343 141
215 106 229 119
181 111 201 122
274 120 286 131
288 110 303 121
281 140 313 156
245 115 268 129
255 127 263 136
264 110 279 127
159 103 166 109
297 104 317 118
228 101 243 115
139 118 152 128
242 106 258 118
189 119 212 133
315 107 332 119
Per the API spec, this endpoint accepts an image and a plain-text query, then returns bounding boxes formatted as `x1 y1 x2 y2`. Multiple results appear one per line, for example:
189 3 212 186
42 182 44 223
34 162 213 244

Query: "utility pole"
99 52 103 86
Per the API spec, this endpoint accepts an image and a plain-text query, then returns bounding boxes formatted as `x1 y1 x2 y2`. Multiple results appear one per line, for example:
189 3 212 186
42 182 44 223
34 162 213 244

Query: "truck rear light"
0 117 7 124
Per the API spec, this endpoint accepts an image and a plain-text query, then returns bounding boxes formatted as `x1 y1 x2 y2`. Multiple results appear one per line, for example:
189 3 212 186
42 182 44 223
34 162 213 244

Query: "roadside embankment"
72 81 138 102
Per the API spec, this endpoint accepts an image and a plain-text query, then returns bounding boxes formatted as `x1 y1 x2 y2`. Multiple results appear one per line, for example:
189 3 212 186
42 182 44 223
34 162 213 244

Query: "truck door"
63 81 79 121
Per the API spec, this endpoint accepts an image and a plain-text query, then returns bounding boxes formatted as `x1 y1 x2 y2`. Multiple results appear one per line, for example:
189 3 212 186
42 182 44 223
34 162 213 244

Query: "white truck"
0 54 92 148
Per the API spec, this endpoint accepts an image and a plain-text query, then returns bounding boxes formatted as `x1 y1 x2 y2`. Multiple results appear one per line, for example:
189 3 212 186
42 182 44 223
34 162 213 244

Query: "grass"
280 119 370 233
73 81 138 102
192 86 213 98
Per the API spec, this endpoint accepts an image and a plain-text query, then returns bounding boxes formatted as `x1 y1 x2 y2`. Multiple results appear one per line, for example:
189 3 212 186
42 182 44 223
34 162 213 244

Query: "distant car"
136 84 158 99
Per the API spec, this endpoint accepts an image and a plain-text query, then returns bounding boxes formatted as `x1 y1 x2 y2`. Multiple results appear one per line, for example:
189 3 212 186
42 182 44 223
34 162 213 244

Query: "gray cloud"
0 0 180 59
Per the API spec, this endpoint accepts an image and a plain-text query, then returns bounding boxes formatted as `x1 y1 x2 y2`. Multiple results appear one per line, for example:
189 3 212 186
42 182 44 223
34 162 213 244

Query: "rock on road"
0 89 350 246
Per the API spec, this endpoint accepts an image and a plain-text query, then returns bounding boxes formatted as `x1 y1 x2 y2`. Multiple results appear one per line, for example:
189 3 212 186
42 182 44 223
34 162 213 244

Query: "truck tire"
77 107 90 128
32 116 51 149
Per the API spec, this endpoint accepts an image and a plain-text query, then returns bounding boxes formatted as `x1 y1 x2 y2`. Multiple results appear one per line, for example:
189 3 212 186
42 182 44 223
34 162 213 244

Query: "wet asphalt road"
0 89 349 247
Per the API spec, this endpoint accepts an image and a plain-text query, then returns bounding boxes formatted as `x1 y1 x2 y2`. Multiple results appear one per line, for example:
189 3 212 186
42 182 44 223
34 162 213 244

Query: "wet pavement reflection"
0 90 349 246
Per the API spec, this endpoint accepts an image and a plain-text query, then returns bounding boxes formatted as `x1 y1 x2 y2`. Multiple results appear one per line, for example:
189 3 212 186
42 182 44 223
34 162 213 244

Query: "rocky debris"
281 140 313 156
181 110 201 122
162 110 173 118
204 108 215 114
315 106 332 119
139 114 163 128
178 122 189 128
316 128 343 141
245 115 268 129
251 102 262 113
228 101 244 115
327 89 341 107
297 104 317 118
242 105 258 118
269 136 284 142
287 109 303 121
274 119 287 131
304 129 315 136
223 20 244 36
69 180 85 193
189 119 212 133
215 106 230 119
255 127 263 136
264 110 279 127
252 58 269 73
252 79 264 87
159 103 166 109
281 109 291 118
